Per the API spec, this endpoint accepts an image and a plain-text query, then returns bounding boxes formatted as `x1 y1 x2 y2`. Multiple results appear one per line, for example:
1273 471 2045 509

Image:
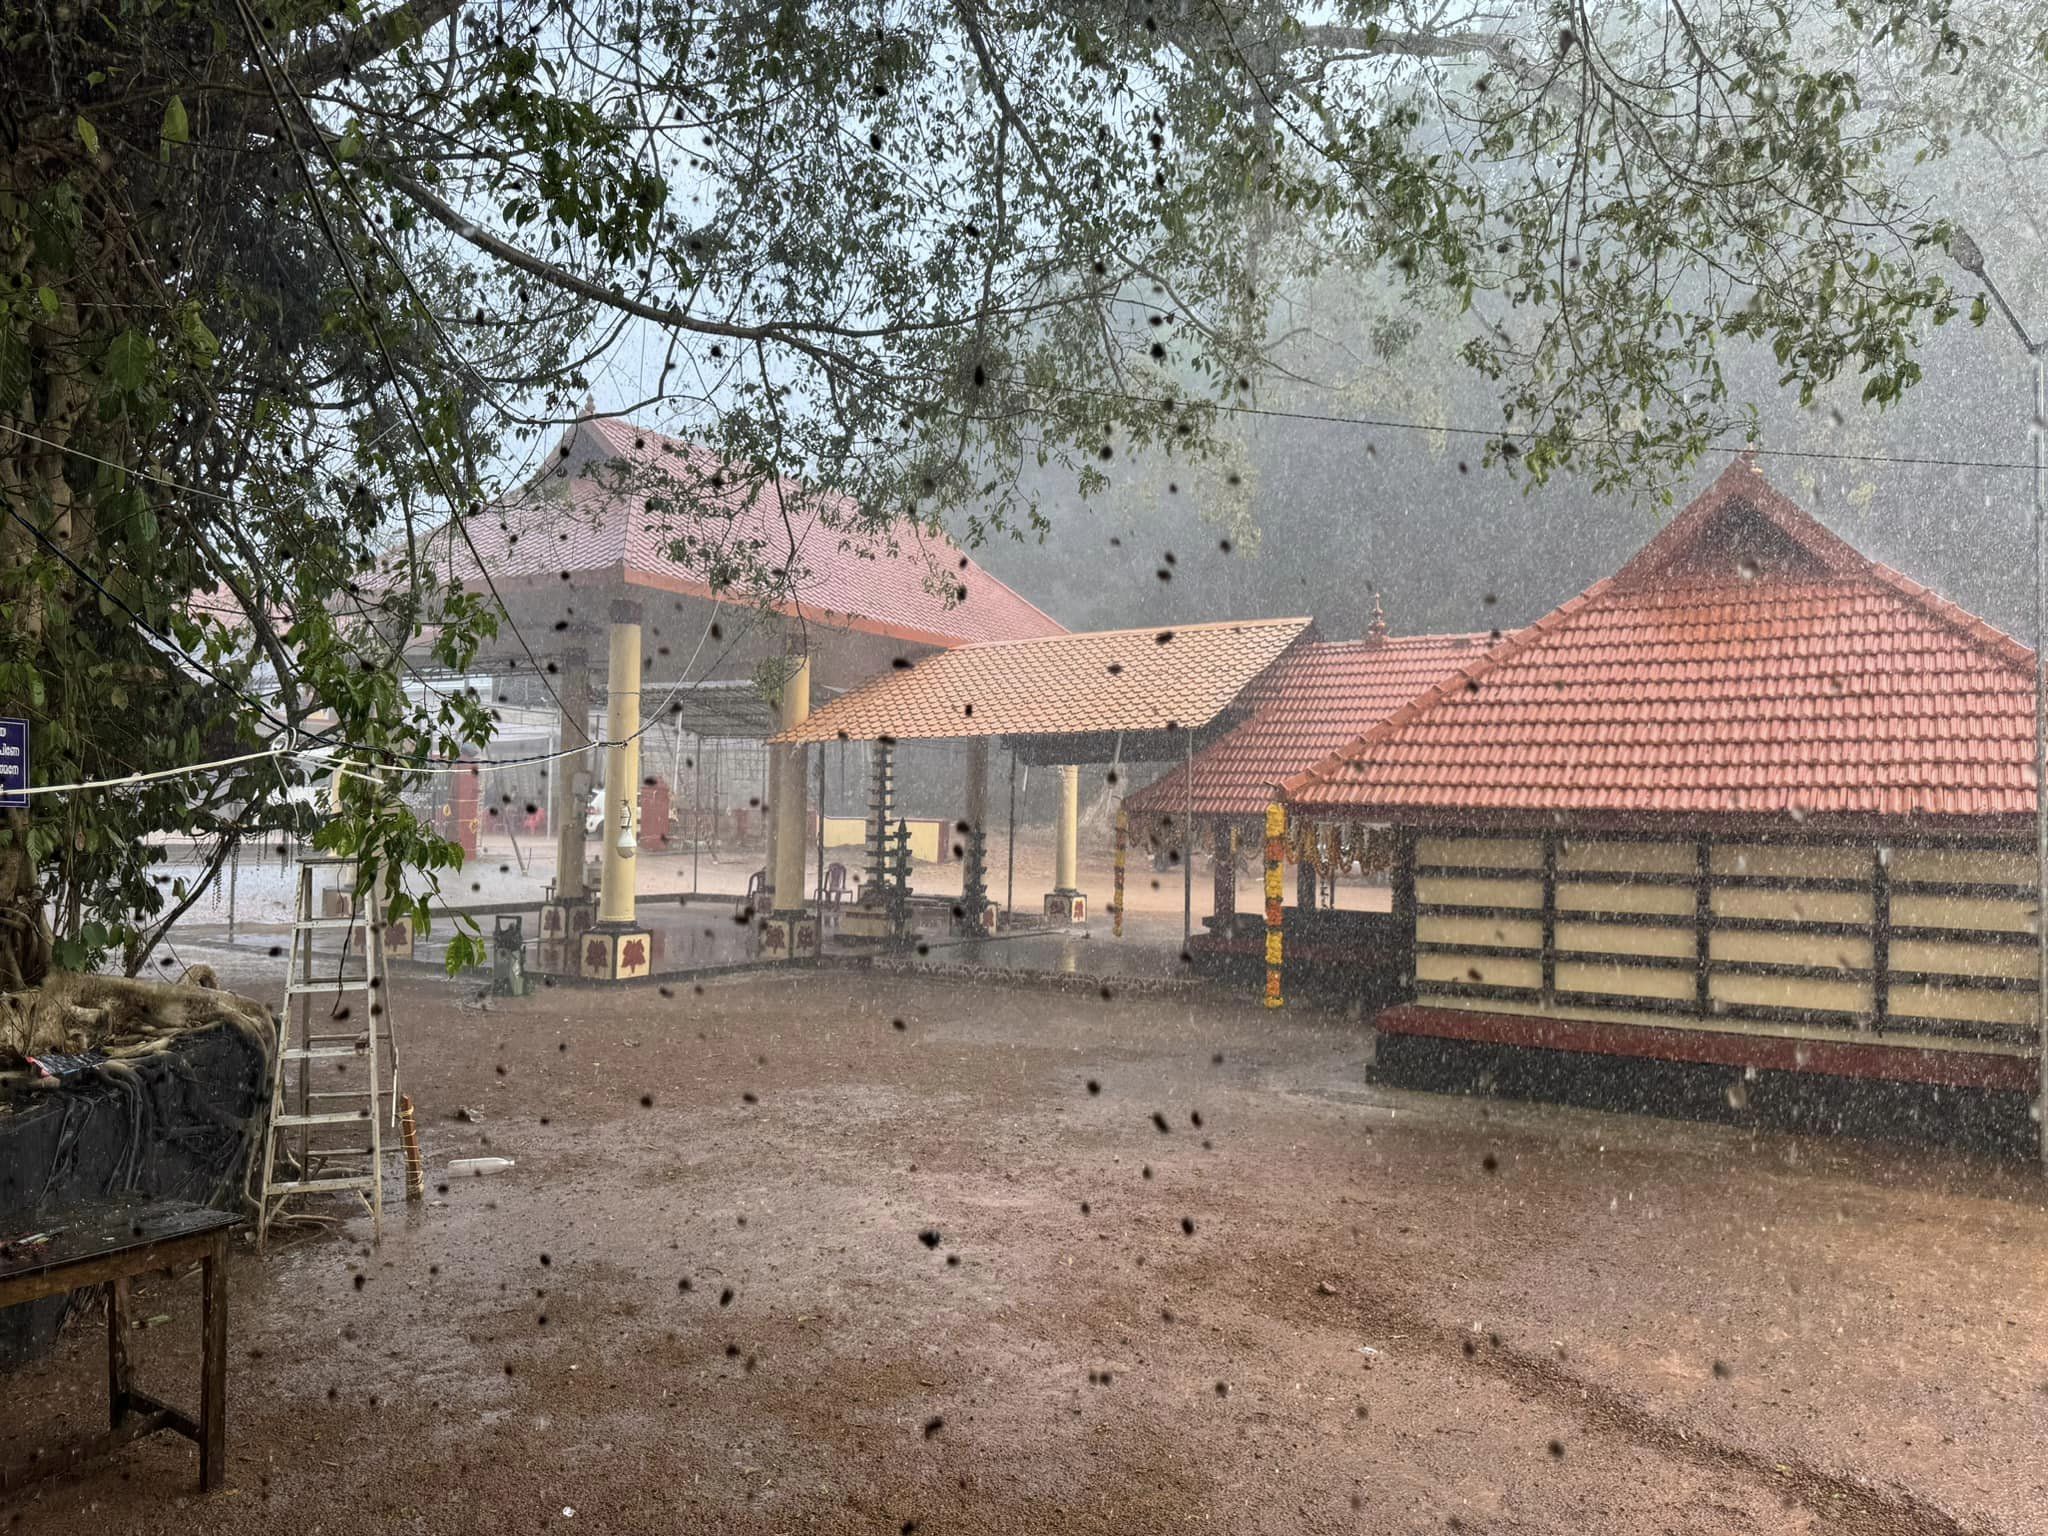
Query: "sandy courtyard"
5 968 2047 1535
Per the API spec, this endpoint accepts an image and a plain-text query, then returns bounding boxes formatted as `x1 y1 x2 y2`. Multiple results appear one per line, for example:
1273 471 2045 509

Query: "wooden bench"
0 1196 241 1493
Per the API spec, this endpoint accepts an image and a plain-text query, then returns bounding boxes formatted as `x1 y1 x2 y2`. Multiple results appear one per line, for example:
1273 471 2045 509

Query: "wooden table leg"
106 1275 132 1428
199 1238 226 1491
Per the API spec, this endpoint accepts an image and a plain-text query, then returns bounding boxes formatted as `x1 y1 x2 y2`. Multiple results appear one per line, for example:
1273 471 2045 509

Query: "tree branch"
288 0 468 93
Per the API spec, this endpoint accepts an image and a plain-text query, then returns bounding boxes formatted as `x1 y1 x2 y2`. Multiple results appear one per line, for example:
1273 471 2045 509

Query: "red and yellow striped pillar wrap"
1112 807 1127 938
1263 800 1286 1008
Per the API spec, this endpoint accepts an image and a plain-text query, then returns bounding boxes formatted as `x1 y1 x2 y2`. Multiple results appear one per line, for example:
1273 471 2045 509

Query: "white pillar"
770 652 812 913
553 648 591 901
597 606 641 926
1055 764 1080 892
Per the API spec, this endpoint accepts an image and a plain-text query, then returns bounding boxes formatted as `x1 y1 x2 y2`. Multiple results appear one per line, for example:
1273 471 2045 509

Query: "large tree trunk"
0 826 52 992
0 270 84 993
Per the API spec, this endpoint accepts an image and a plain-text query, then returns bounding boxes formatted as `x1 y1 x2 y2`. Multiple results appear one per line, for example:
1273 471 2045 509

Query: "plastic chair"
822 862 851 909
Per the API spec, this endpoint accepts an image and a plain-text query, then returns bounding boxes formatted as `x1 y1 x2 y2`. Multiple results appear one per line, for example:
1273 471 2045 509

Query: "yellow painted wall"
1712 886 1872 925
1558 839 1693 875
1711 843 1867 880
1710 971 1872 1015
820 815 946 863
1417 951 1541 989
1711 930 1872 970
1890 892 2034 933
1559 881 1693 917
1415 874 1542 910
1890 938 2033 980
1891 848 2034 885
1555 920 1692 958
1888 982 2036 1027
1417 835 1541 869
821 816 868 850
1558 959 1694 1001
1418 914 1542 950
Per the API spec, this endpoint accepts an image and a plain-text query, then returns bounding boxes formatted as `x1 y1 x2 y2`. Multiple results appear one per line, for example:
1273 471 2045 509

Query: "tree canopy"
0 0 2028 981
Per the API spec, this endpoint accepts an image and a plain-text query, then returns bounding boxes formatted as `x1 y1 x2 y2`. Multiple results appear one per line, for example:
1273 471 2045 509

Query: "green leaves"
160 95 189 160
101 329 156 393
176 301 219 364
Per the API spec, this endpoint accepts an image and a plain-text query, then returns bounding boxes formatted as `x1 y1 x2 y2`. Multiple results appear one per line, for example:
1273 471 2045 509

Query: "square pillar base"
838 902 896 945
380 916 414 961
539 897 596 974
578 924 653 981
951 904 999 936
756 909 819 960
1044 890 1087 927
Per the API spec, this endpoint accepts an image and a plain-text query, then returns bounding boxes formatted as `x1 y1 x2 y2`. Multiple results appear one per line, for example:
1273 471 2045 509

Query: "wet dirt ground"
6 970 2048 1535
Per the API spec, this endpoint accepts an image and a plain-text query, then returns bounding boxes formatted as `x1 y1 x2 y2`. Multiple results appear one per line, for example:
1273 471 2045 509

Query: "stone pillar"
539 648 594 973
582 604 653 980
1213 822 1236 929
1044 763 1086 926
1296 846 1317 911
957 738 992 933
759 651 817 959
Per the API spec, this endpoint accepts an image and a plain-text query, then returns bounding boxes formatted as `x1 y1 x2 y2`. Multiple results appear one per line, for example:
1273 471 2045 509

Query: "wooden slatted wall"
1398 830 2039 1052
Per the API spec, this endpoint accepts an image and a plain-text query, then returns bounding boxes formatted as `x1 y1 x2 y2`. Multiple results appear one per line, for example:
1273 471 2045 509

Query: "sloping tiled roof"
1122 631 1500 818
1284 457 2037 824
770 618 1315 744
425 415 1066 649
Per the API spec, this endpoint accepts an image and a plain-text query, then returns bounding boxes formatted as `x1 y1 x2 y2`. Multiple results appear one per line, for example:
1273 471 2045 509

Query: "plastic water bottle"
447 1156 516 1176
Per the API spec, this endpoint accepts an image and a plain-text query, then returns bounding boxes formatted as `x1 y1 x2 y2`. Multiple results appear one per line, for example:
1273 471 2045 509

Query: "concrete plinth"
579 923 654 981
1044 889 1088 926
953 903 999 936
756 909 819 960
539 897 595 974
838 901 896 945
1044 764 1085 927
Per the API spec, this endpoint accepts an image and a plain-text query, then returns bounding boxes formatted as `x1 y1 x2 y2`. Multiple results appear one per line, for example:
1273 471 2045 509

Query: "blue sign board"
0 718 27 809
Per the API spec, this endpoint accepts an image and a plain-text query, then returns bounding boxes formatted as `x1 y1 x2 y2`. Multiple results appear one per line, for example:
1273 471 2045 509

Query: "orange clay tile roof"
1283 456 2038 825
1122 630 1501 819
425 415 1065 650
770 618 1315 744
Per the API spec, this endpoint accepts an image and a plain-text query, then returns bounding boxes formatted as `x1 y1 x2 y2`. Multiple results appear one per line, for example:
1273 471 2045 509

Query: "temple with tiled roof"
414 407 1066 979
1278 455 2043 1096
433 412 1066 652
1120 605 1499 965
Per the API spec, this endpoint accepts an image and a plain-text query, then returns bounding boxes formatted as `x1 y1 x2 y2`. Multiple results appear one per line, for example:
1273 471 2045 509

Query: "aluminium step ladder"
256 854 402 1245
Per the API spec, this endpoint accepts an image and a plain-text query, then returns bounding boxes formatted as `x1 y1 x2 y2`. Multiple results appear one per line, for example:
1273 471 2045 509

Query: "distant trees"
0 0 2025 980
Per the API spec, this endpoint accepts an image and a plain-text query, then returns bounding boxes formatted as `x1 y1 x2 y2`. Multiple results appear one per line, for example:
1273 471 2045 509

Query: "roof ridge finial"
1365 592 1389 645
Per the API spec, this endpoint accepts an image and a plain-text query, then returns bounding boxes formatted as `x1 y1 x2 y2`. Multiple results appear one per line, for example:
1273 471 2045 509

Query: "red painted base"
756 910 820 960
1376 1004 2035 1093
578 926 653 981
539 897 595 974
1043 890 1087 926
